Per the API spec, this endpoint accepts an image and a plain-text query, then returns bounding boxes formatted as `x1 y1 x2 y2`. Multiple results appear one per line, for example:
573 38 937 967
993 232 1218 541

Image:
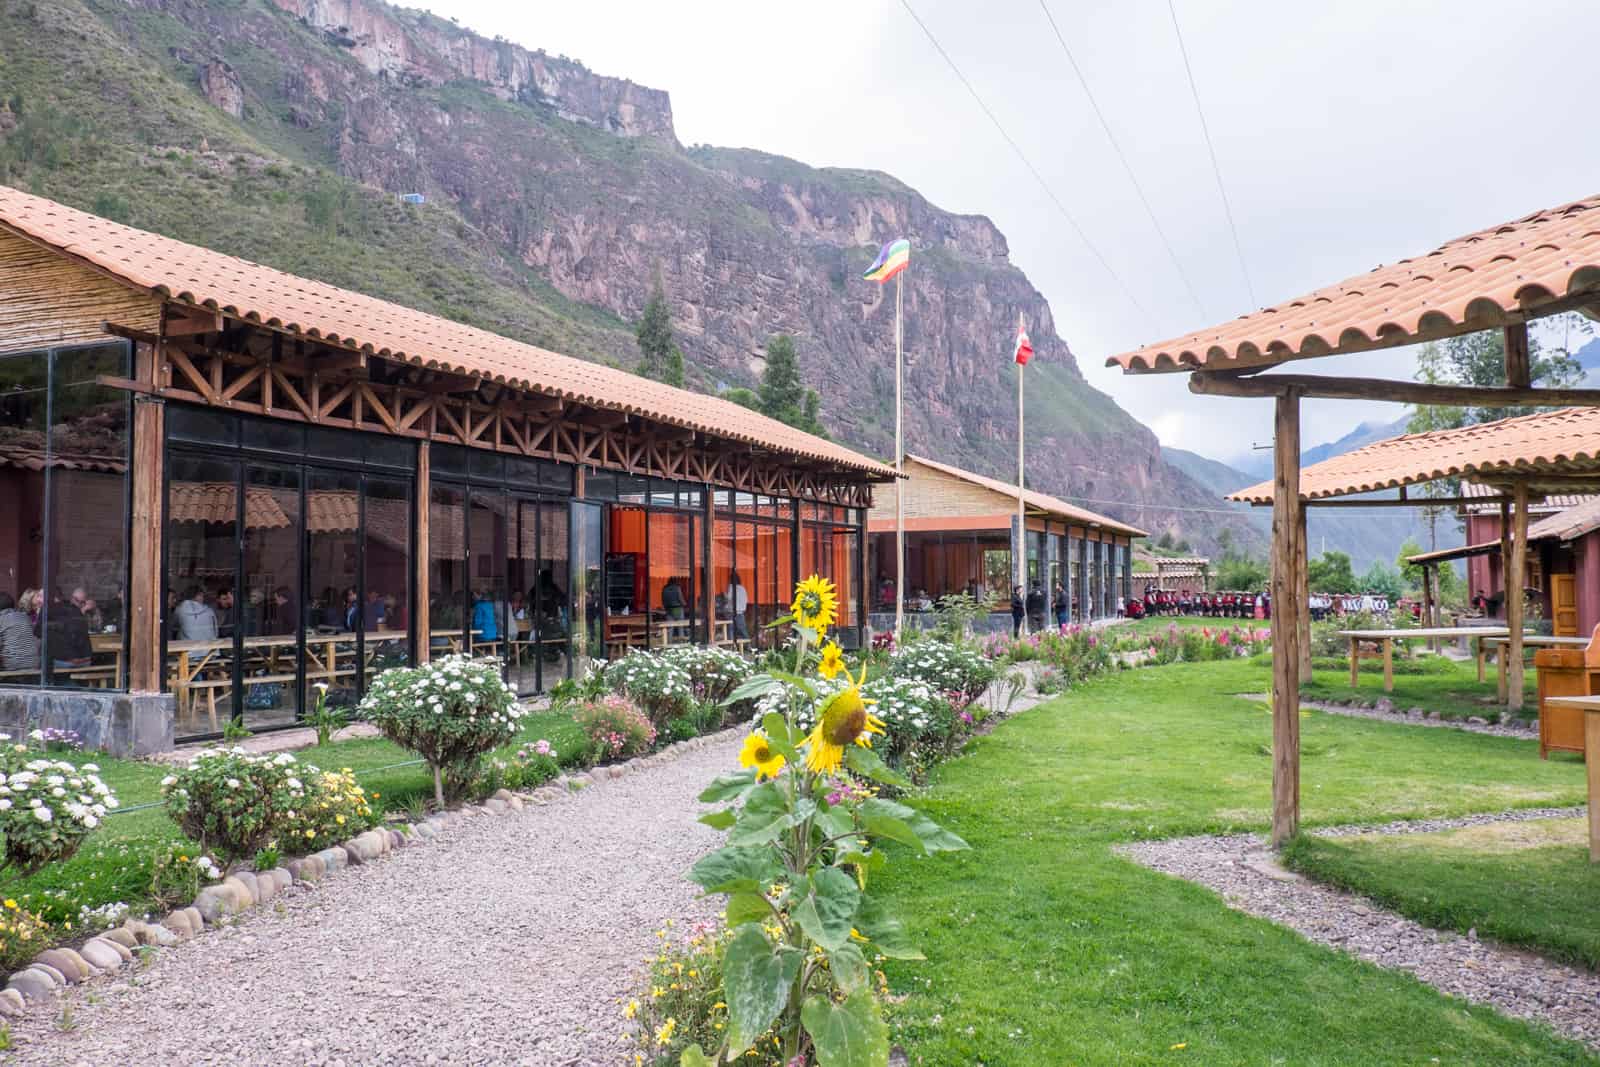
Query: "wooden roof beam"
1191 370 1600 408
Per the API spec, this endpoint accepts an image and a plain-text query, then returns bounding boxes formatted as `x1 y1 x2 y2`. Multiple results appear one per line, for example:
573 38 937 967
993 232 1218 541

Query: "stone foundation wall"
0 688 173 757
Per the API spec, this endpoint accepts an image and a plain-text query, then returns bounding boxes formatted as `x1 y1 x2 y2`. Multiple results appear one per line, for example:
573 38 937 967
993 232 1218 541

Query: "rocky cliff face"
0 0 1250 551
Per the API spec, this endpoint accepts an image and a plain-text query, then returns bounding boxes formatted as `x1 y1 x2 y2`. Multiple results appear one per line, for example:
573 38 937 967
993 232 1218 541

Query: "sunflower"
791 575 838 633
817 641 846 680
739 731 787 780
804 665 885 775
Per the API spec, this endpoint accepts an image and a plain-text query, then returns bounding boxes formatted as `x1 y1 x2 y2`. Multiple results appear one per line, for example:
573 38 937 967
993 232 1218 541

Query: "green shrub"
604 651 694 726
281 767 379 852
889 639 996 702
160 749 307 870
574 696 656 761
0 743 119 876
358 654 526 807
659 645 750 705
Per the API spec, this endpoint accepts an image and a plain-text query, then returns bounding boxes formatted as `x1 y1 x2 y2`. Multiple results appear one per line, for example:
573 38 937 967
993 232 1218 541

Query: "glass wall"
801 504 862 648
164 407 415 738
570 501 603 676
0 343 131 689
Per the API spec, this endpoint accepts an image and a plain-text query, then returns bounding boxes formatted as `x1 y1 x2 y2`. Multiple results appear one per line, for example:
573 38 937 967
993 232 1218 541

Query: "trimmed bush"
603 651 694 726
574 696 656 760
0 742 119 876
659 645 751 705
890 639 997 703
282 767 379 852
359 654 525 807
160 748 306 870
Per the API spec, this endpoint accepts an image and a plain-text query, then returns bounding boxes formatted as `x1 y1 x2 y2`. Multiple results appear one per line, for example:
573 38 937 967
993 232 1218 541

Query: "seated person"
0 592 40 672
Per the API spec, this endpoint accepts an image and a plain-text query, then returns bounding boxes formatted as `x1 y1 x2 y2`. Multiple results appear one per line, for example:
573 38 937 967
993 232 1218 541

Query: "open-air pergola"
1108 191 1600 846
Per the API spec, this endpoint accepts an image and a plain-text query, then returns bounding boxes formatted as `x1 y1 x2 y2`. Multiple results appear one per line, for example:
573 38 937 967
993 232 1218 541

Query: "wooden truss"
102 312 874 509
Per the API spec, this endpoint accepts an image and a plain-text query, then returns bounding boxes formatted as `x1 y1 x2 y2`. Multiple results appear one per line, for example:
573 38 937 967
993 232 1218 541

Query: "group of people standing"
0 585 120 674
1131 588 1270 620
1009 580 1079 637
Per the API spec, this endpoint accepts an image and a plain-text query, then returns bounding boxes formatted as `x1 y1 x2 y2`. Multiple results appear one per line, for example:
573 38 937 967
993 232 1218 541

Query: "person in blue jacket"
471 589 499 643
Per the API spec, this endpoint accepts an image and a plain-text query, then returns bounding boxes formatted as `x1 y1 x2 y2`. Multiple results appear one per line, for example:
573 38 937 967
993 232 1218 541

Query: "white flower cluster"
77 900 131 931
861 676 942 738
0 757 119 829
360 654 524 728
603 652 694 717
751 676 847 732
194 855 223 881
889 639 991 695
160 747 307 808
658 645 750 700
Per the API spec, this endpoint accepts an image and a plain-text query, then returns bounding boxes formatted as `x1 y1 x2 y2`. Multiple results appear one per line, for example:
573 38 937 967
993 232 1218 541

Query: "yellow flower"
651 985 665 999
791 574 838 633
655 1018 677 1046
3 900 15 910
739 732 786 780
335 814 347 825
817 641 846 680
804 664 884 774
623 999 639 1019
305 829 316 838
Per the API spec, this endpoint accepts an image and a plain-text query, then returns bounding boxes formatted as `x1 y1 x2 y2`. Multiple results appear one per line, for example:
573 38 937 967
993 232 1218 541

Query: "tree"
724 387 760 411
1306 550 1357 593
662 344 685 388
635 274 675 383
1358 560 1404 599
1214 555 1268 591
755 334 827 437
1396 537 1426 591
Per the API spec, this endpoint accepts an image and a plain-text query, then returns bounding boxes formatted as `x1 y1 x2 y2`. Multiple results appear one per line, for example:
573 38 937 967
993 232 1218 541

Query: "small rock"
79 939 123 971
194 885 237 924
1467 716 1488 725
286 858 305 881
29 963 66 988
492 788 515 804
270 868 293 894
341 843 364 867
254 872 278 903
389 830 404 849
505 795 524 812
482 797 509 815
182 906 204 931
0 988 26 1016
144 922 179 947
233 871 260 904
222 875 255 909
7 969 56 1004
35 949 87 983
101 927 138 951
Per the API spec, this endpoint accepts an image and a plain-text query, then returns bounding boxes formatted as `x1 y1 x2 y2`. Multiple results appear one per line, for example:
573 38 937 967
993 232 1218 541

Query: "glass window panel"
432 443 468 480
535 502 570 688
243 465 299 728
604 505 647 654
775 521 794 631
679 485 704 511
362 475 412 690
467 489 508 669
306 468 360 710
469 448 504 483
505 499 537 695
505 455 542 490
736 492 757 515
46 346 130 688
649 480 677 509
648 511 693 647
364 435 415 470
714 490 733 513
241 416 304 454
754 524 777 648
714 519 748 644
428 484 467 658
569 502 603 676
585 468 617 501
167 404 236 446
165 456 238 735
616 476 648 505
542 462 573 494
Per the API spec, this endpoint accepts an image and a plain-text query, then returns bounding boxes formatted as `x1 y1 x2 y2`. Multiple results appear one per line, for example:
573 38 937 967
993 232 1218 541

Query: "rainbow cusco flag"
862 238 910 283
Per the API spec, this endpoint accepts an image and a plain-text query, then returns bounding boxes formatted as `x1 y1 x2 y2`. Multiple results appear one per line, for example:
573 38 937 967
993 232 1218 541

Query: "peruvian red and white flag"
1013 322 1034 366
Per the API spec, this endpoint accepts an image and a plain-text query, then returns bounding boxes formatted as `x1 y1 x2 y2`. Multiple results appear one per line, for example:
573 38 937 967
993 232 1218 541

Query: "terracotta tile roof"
1228 407 1600 504
905 454 1148 537
1460 480 1596 515
0 185 894 480
1108 191 1600 372
1407 497 1600 565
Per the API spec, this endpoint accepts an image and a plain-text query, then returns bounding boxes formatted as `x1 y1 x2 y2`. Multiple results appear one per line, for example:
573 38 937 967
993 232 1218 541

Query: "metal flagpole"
1017 310 1026 635
894 272 905 641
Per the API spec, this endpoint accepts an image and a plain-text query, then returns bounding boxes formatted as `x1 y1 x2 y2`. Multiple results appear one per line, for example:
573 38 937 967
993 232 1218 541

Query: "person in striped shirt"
0 592 40 672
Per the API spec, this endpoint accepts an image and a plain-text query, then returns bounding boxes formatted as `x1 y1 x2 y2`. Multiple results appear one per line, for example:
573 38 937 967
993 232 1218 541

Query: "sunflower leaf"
687 845 784 895
827 942 871 994
698 769 759 804
853 895 924 961
768 669 817 700
856 799 925 854
792 867 860 951
723 674 784 708
801 989 889 1067
760 712 801 759
679 1045 714 1067
843 744 910 788
725 890 773 926
723 924 803 1053
698 808 737 830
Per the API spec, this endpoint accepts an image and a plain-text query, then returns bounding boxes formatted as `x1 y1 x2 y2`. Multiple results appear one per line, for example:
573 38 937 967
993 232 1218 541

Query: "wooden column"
1421 565 1435 654
1504 321 1531 389
1586 708 1600 862
1498 499 1512 703
1508 481 1530 712
702 487 716 647
414 441 431 664
1270 388 1303 847
127 337 166 694
1295 504 1311 677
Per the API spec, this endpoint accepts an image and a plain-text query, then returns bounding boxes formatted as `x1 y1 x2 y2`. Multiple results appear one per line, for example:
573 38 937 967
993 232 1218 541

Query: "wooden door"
1552 573 1579 636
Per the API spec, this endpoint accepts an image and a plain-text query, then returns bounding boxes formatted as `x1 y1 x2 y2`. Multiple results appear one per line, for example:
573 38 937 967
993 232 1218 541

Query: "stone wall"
0 688 173 757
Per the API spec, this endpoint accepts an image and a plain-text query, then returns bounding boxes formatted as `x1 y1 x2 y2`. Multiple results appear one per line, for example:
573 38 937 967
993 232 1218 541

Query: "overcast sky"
431 0 1598 466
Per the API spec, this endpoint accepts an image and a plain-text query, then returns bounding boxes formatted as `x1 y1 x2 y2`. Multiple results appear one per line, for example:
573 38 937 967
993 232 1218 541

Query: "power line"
1165 0 1256 309
897 0 1151 322
1035 0 1206 319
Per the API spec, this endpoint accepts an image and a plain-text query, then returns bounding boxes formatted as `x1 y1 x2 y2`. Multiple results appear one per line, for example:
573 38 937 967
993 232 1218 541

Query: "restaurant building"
865 455 1145 630
0 187 892 751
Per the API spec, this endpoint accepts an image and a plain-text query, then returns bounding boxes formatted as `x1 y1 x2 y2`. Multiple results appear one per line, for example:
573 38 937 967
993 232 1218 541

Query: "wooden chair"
1534 623 1600 758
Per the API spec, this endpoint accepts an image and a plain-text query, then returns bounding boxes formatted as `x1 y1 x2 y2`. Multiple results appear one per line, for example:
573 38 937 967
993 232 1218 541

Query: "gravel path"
1119 811 1600 1050
4 733 742 1067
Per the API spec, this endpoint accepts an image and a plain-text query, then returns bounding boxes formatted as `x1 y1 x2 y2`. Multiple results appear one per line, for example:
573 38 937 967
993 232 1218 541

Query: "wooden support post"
1296 504 1311 678
128 333 166 694
1349 635 1359 687
1587 708 1600 862
1499 499 1512 703
414 442 431 664
1383 637 1394 692
702 488 716 647
1421 565 1435 654
1270 389 1302 847
1504 321 1531 389
1508 481 1530 712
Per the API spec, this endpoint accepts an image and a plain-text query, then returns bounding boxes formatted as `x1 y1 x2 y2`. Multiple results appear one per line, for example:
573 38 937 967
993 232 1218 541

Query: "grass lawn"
1299 653 1536 722
875 657 1594 1064
1284 818 1600 971
1119 615 1266 638
0 709 591 924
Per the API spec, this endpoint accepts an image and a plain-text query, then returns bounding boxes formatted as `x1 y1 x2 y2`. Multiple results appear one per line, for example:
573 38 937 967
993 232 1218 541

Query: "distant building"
865 455 1145 629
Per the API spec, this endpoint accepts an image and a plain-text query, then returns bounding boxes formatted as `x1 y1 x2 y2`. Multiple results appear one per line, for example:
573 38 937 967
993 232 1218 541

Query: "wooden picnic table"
1340 627 1511 693
167 630 393 730
1480 633 1590 702
1540 694 1600 861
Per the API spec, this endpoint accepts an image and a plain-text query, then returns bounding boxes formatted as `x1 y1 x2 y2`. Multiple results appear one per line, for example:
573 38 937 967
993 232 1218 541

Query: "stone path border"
1119 809 1600 1051
1237 691 1538 739
0 726 742 1026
